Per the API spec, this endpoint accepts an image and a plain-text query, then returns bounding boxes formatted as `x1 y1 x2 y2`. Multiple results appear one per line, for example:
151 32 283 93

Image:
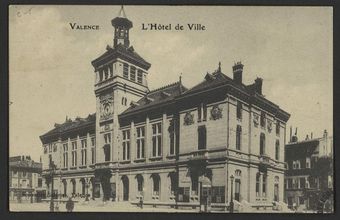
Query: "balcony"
258 154 270 171
188 150 209 166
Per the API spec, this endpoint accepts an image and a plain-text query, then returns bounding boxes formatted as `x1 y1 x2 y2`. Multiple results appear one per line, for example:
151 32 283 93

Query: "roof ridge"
148 81 180 94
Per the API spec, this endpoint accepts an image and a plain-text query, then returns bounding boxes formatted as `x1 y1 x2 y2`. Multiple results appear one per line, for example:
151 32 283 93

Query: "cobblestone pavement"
9 201 199 213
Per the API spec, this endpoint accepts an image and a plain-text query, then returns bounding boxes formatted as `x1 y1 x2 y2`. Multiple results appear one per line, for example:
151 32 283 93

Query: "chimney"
232 62 243 84
254 77 263 95
311 132 313 139
290 126 292 142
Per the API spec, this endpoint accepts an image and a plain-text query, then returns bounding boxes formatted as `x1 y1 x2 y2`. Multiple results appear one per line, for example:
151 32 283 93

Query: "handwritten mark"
16 7 33 17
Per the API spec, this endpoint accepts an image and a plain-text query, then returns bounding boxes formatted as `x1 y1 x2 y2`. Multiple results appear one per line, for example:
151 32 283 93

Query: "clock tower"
91 6 151 172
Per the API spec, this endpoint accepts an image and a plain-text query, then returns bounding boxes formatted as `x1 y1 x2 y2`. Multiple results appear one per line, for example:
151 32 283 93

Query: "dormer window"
123 63 129 79
137 69 143 84
198 103 207 122
276 121 280 136
130 66 136 82
237 101 242 120
260 112 266 128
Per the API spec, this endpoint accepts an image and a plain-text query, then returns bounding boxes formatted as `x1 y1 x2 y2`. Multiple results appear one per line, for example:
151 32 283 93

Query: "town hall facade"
40 8 290 211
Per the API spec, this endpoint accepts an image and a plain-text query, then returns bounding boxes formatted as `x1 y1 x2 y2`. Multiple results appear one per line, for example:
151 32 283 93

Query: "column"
145 116 150 162
162 113 168 160
130 121 135 161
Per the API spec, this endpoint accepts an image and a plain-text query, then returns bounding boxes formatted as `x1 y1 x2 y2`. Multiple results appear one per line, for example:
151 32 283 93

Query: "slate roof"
121 81 187 116
40 114 96 138
182 71 233 96
9 159 42 170
91 44 151 70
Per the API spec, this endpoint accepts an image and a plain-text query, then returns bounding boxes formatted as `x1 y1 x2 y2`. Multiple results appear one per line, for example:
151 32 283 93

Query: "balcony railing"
188 150 209 161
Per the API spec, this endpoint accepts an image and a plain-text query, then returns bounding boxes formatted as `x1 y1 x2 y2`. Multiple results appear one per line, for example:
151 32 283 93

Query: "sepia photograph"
8 5 333 213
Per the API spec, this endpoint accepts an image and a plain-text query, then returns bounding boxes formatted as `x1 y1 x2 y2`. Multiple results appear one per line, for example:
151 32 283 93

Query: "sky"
9 5 333 161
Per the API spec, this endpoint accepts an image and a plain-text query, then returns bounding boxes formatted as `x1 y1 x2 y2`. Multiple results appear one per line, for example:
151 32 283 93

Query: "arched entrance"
121 175 129 201
80 178 86 196
71 179 76 196
62 179 67 197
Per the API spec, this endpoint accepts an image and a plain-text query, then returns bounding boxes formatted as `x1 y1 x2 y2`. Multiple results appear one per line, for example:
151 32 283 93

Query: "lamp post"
49 161 56 212
230 174 234 213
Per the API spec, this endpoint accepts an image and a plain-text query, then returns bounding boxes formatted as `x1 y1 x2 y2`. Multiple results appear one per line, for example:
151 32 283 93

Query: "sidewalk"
10 201 198 212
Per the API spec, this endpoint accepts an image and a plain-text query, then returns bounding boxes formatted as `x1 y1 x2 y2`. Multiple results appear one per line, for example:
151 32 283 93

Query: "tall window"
198 103 207 122
198 126 207 150
152 123 162 157
137 69 143 84
169 121 175 156
130 66 136 81
260 112 266 127
103 133 111 162
48 144 52 153
136 127 145 159
237 101 242 120
262 174 267 197
63 143 68 168
123 63 129 79
109 65 113 77
274 176 279 201
91 137 95 164
104 67 108 80
81 139 87 166
260 133 265 155
71 141 77 167
275 140 280 160
136 174 144 193
169 172 177 196
256 172 260 197
191 173 198 195
122 130 130 161
152 174 161 196
306 157 311 168
236 125 242 150
276 121 280 135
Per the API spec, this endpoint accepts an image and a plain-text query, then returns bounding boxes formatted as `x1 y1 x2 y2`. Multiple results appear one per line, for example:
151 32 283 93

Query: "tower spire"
118 5 127 18
111 6 133 47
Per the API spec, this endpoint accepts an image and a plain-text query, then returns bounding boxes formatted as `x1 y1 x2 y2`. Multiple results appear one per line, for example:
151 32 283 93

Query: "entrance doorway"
121 175 129 201
234 179 241 202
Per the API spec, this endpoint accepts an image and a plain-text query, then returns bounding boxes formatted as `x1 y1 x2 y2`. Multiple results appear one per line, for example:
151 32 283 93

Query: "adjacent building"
40 8 290 211
9 156 45 202
284 129 333 212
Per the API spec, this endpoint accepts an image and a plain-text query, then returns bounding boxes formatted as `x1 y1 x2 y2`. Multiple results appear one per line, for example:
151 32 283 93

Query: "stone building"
285 129 333 212
40 7 290 211
9 155 45 202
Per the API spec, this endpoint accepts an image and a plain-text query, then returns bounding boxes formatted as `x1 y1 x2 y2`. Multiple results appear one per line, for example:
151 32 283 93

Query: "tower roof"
111 6 133 29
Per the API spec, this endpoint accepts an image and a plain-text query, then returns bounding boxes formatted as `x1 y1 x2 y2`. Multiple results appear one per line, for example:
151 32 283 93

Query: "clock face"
100 95 113 120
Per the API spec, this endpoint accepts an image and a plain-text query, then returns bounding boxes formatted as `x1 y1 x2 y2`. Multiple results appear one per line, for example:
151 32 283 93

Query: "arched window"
136 174 144 193
236 125 242 150
124 98 127 106
275 140 280 160
71 179 76 195
262 174 267 197
63 180 67 196
191 172 199 196
103 144 110 162
256 173 260 197
274 176 279 201
122 97 124 105
169 172 177 196
234 170 241 201
260 133 265 155
151 174 160 196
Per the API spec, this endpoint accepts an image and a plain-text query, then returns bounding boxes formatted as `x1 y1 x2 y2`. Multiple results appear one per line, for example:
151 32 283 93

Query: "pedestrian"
66 197 74 212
